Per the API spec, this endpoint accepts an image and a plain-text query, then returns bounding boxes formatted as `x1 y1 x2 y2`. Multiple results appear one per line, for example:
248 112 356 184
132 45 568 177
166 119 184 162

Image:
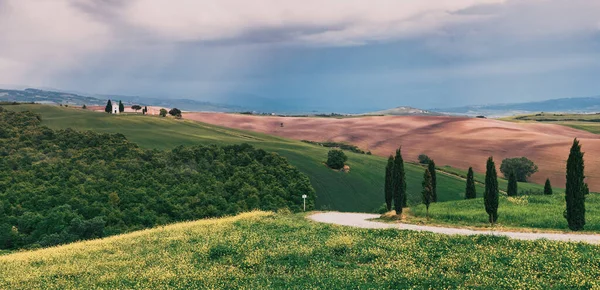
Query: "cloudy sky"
1 0 600 112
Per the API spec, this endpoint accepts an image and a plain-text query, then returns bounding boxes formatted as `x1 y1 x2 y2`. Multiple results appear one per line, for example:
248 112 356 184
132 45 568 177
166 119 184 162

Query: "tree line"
384 139 589 231
0 107 315 249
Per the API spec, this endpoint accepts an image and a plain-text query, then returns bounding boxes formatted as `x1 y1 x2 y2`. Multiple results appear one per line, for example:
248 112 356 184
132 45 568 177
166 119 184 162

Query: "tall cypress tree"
393 147 406 214
465 167 476 199
484 157 499 225
105 100 112 113
422 168 434 218
544 178 553 195
507 171 518 197
384 155 394 211
119 100 124 113
428 160 437 202
565 138 586 231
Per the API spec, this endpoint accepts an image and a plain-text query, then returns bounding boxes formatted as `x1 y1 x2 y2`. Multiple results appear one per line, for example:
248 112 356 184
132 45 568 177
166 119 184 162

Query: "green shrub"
326 149 347 170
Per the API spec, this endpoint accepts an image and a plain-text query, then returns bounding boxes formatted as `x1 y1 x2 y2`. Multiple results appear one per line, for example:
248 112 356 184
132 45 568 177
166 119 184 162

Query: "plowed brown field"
184 113 600 191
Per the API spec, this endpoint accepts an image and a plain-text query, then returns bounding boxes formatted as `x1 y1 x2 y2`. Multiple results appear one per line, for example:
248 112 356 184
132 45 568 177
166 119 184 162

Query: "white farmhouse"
111 100 119 114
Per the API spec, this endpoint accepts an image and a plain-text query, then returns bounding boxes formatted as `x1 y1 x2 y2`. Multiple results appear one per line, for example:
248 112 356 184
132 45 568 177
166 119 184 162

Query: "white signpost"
302 194 307 211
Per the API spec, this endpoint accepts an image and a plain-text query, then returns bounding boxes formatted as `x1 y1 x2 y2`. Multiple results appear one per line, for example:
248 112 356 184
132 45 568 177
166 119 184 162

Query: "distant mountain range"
363 106 444 116
434 96 600 117
3 87 599 117
0 88 244 112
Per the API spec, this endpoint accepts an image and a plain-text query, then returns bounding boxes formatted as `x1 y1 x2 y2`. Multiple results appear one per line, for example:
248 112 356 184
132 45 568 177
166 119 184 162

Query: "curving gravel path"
309 212 600 244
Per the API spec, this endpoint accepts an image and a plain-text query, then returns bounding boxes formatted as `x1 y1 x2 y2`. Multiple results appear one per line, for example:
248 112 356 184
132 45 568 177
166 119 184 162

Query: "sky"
1 0 600 112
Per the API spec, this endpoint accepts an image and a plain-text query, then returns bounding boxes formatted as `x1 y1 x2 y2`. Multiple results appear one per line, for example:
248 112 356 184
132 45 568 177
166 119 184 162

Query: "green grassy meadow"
4 104 482 212
503 113 600 134
410 193 600 232
1 211 599 289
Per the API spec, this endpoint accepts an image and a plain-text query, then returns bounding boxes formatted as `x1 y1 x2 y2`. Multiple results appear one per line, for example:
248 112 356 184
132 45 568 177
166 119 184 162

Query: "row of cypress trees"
385 148 407 214
385 148 438 215
479 138 587 229
386 138 588 231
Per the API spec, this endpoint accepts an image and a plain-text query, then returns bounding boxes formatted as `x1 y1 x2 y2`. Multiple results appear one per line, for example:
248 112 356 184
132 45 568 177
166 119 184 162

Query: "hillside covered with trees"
0 108 314 250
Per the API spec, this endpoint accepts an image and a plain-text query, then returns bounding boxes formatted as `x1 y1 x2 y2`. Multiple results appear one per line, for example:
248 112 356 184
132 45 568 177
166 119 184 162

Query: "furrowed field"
1 211 599 289
4 104 483 212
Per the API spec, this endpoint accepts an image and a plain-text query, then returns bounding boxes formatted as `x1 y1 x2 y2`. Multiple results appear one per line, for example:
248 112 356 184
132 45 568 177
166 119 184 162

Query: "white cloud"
0 0 111 84
119 0 505 44
1 0 600 94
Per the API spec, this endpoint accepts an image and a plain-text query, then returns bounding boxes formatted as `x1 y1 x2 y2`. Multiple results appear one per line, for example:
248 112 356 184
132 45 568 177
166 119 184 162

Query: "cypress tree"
565 138 586 231
465 167 476 199
393 147 406 214
422 168 434 218
384 155 394 211
119 100 124 113
544 178 553 195
507 171 518 197
105 100 112 113
484 157 499 225
428 160 437 202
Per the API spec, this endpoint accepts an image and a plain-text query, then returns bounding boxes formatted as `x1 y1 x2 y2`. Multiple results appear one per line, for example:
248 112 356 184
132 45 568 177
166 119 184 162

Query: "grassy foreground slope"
5 104 482 211
2 211 600 289
410 193 600 232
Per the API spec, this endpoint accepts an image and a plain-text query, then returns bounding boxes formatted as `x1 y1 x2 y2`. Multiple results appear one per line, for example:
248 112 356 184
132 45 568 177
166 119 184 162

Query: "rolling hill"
4 104 482 212
364 106 444 116
0 88 242 112
184 112 600 193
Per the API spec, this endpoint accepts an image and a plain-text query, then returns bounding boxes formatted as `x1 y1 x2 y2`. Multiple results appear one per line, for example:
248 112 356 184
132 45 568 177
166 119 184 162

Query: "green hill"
1 211 599 289
5 104 482 212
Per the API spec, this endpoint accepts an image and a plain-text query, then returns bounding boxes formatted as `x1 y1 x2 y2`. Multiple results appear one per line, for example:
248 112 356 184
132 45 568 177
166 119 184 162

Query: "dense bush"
326 150 347 170
417 154 431 164
0 108 315 249
301 140 366 154
500 157 538 182
169 108 182 117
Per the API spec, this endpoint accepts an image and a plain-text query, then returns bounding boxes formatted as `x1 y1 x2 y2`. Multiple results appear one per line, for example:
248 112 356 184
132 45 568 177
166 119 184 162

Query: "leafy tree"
169 108 182 117
384 155 394 211
418 154 431 164
565 138 587 231
159 109 167 117
544 178 553 195
500 157 538 182
507 171 518 197
118 100 124 113
465 167 476 199
428 160 437 202
82 104 87 109
393 147 407 214
484 157 499 225
104 100 112 113
421 168 434 218
131 105 142 112
326 149 347 170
